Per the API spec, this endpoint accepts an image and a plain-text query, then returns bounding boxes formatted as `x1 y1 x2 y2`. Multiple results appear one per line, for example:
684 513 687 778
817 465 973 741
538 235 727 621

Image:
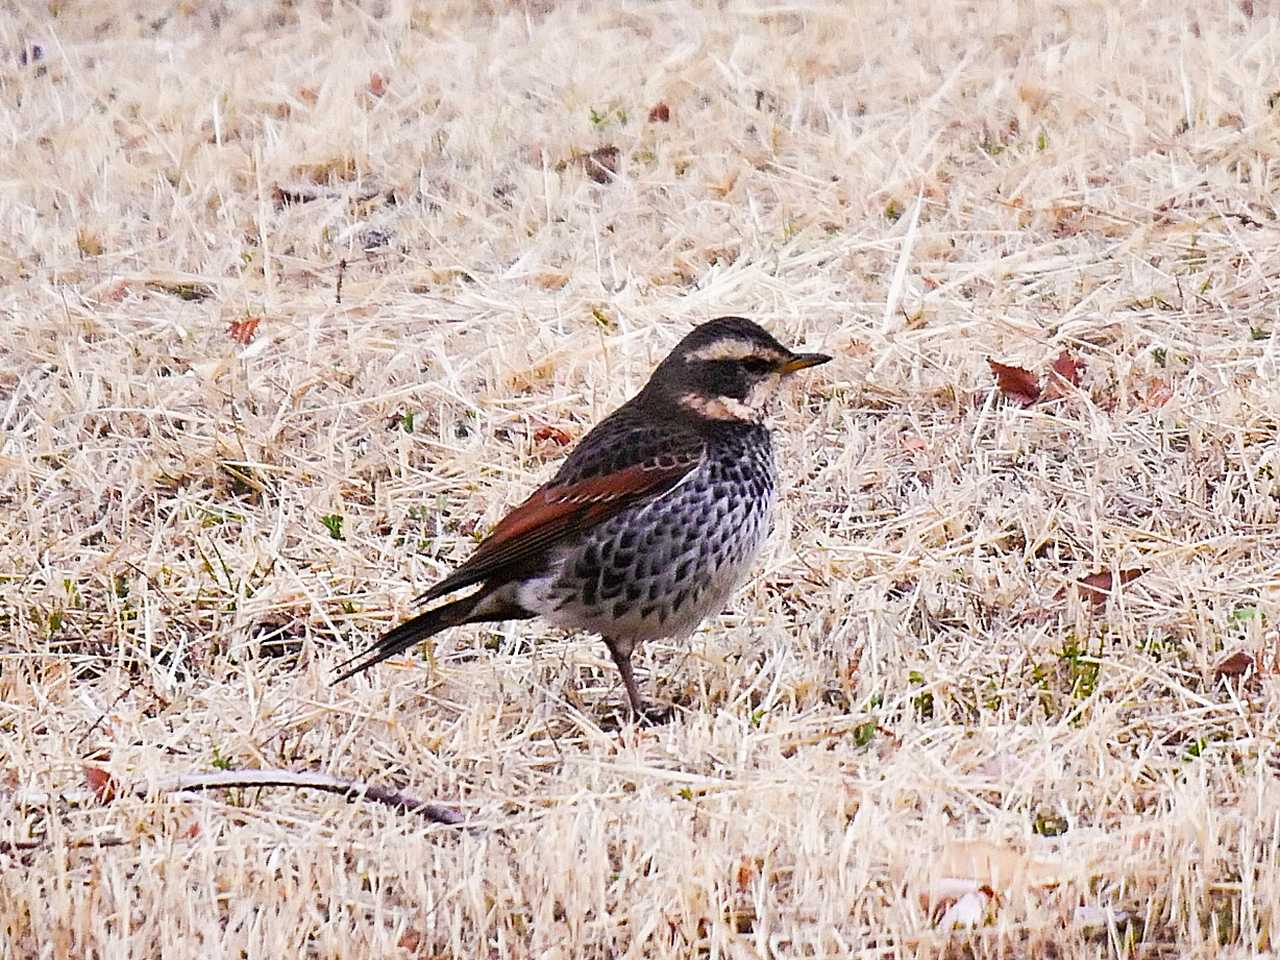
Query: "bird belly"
517 466 775 642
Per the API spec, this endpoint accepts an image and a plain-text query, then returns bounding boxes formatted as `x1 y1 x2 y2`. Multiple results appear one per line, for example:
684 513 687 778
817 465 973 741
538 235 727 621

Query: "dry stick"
1 837 129 853
3 770 466 850
152 770 466 825
11 769 466 836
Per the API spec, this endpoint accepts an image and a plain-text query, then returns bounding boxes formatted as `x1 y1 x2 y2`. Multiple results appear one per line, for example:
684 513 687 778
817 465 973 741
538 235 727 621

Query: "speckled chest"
527 426 777 640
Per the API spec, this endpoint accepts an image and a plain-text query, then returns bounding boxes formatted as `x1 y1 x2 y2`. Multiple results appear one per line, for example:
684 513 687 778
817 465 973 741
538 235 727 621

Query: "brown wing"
415 450 702 604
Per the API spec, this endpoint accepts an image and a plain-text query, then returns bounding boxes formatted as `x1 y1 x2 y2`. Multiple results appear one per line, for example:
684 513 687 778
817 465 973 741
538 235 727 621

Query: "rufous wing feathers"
415 453 702 604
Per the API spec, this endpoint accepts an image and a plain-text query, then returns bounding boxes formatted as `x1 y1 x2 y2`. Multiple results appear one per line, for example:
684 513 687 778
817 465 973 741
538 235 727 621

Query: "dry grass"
2 0 1279 956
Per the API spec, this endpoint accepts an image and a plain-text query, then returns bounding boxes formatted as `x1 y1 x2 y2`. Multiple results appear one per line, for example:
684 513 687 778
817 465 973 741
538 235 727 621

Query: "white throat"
678 373 781 423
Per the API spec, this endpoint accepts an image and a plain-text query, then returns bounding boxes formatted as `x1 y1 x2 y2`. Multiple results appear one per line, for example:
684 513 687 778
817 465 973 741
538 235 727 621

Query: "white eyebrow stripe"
683 339 787 364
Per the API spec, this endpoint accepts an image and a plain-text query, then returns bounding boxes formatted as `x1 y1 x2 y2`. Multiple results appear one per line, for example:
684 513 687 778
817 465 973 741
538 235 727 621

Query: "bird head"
645 317 831 423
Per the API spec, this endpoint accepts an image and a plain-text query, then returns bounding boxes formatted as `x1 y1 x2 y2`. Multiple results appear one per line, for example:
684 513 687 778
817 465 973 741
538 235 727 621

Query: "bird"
334 317 831 719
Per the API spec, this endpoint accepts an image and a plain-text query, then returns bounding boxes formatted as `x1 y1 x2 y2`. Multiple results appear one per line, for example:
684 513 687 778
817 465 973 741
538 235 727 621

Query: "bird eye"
740 357 774 374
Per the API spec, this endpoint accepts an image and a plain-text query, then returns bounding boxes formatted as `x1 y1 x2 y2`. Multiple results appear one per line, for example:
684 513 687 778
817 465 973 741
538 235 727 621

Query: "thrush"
334 317 831 718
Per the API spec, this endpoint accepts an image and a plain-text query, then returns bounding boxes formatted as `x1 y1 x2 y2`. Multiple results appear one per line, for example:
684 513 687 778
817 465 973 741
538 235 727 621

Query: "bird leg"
603 636 647 719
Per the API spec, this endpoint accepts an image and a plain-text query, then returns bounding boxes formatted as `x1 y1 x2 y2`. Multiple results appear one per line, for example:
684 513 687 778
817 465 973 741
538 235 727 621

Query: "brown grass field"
2 0 1279 956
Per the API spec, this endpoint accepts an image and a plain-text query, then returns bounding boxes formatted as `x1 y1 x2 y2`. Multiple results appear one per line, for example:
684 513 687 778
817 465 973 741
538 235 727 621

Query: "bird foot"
633 702 675 727
598 699 675 731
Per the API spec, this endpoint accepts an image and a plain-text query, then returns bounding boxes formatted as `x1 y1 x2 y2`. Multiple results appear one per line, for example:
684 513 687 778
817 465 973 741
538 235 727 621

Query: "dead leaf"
1017 83 1050 111
190 358 232 382
297 86 319 106
76 227 104 257
1049 203 1085 237
227 316 262 345
99 279 130 302
293 156 359 185
988 359 1041 406
84 766 118 804
1138 377 1173 410
397 929 425 952
368 72 388 97
1215 650 1254 678
648 101 671 122
579 146 620 183
532 423 572 446
532 271 569 291
708 168 739 198
1044 353 1085 399
1061 569 1146 606
900 436 927 454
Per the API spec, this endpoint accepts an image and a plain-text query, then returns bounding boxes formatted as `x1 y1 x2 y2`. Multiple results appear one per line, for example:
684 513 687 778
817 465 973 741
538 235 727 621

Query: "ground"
2 0 1279 956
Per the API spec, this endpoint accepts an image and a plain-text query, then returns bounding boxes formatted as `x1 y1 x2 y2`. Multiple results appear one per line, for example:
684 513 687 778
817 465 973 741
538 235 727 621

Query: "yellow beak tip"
781 353 833 375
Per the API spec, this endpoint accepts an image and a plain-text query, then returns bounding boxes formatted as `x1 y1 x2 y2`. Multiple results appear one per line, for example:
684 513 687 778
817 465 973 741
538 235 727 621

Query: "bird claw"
598 699 676 731
635 702 676 727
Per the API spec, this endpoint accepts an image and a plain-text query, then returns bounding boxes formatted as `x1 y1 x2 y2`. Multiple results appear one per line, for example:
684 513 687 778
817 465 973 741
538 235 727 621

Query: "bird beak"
780 352 832 375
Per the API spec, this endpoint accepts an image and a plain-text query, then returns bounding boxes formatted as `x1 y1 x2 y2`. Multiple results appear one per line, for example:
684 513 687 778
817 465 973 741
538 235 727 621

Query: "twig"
1 836 128 854
16 769 466 827
152 770 467 825
3 767 467 852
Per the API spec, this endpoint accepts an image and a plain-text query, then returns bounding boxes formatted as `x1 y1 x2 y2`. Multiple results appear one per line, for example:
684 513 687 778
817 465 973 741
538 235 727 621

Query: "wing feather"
415 450 702 604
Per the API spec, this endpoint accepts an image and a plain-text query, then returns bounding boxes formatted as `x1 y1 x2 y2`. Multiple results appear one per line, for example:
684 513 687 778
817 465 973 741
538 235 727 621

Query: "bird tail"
332 591 495 685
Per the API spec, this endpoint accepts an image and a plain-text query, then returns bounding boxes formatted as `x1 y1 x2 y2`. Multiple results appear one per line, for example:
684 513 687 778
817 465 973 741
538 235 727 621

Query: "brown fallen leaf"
1138 377 1173 410
227 316 262 345
1215 650 1254 678
368 72 388 97
708 168 739 199
1043 349 1086 401
76 226 104 258
293 156 359 185
1059 569 1146 606
735 856 758 891
99 279 130 302
397 929 425 953
648 101 671 122
899 435 928 454
579 146 620 183
191 358 232 382
988 359 1041 406
84 765 118 804
532 271 569 291
1049 350 1085 387
532 423 572 446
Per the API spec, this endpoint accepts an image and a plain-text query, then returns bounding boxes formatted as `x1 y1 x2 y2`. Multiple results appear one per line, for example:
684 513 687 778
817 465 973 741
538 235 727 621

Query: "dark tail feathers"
332 593 482 685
